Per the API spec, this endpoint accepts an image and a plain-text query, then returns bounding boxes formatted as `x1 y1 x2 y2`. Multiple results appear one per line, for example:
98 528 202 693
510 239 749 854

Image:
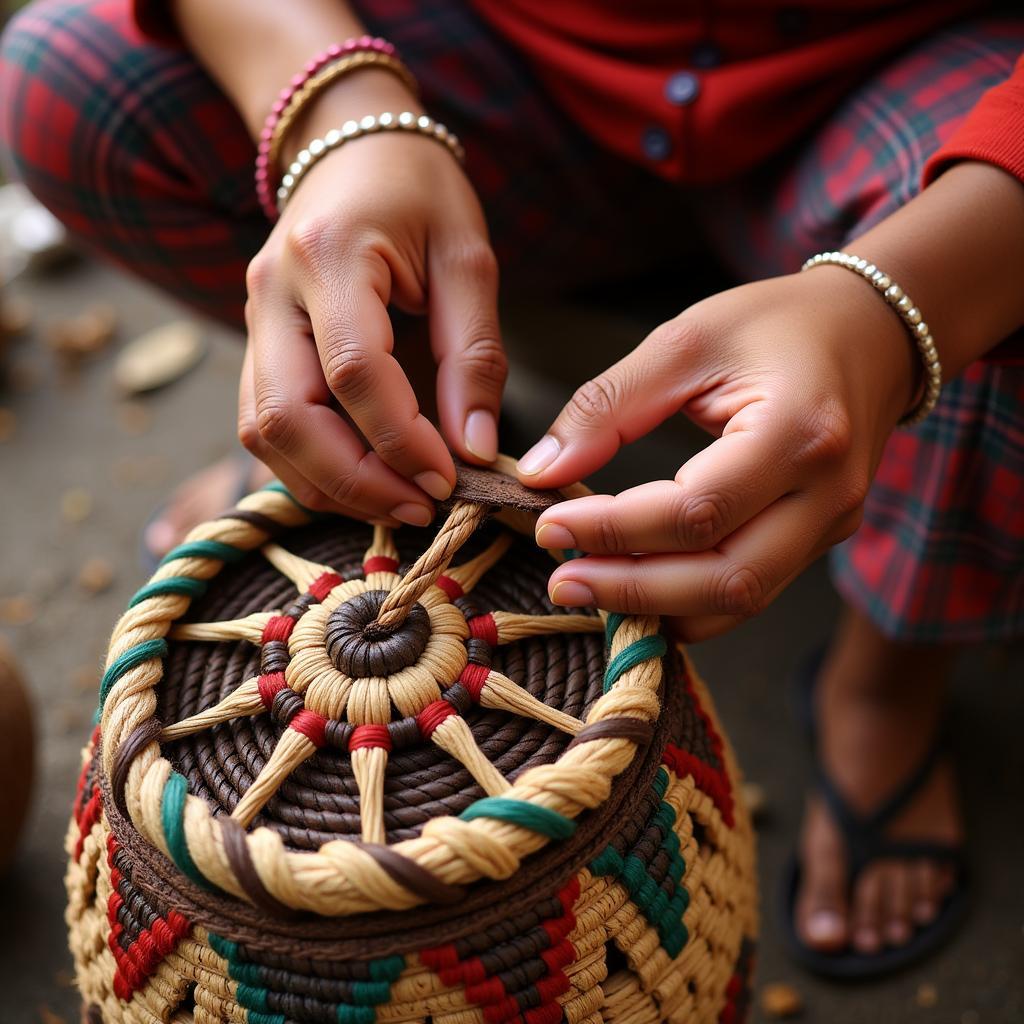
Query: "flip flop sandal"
139 450 260 575
781 658 969 979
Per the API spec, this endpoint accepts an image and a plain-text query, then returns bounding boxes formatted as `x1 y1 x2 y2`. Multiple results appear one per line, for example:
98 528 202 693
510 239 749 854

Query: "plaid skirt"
2 0 1022 643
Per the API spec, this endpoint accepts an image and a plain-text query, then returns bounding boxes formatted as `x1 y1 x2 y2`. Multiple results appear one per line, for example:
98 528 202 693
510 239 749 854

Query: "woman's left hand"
515 270 917 640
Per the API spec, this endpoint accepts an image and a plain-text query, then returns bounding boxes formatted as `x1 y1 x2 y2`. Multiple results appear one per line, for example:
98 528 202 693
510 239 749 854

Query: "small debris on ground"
915 983 938 1008
46 303 117 365
60 487 93 524
0 407 15 443
0 595 36 626
114 320 205 394
760 982 803 1019
116 400 153 435
77 557 115 594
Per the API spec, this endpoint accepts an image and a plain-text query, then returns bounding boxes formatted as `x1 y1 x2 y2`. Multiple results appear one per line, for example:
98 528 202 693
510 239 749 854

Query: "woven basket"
66 458 757 1024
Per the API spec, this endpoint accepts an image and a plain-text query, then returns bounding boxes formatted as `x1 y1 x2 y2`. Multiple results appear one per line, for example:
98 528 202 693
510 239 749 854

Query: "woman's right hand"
238 73 506 526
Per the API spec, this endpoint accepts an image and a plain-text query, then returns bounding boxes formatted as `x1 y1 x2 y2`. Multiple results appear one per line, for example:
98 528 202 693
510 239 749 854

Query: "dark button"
777 6 809 36
641 126 673 161
665 70 701 106
690 40 723 69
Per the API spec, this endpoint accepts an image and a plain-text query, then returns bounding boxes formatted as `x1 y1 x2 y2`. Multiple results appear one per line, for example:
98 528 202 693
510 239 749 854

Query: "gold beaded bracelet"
277 112 465 213
801 251 942 425
268 51 419 172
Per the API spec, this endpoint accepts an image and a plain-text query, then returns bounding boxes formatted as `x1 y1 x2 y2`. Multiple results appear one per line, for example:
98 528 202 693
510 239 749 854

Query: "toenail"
913 901 936 924
853 928 880 953
805 910 844 943
885 921 910 945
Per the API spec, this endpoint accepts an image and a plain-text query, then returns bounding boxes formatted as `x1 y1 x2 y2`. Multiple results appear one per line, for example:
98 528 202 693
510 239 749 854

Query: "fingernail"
390 502 433 527
550 580 595 607
414 470 453 502
518 435 561 476
464 409 498 462
536 522 576 549
806 911 844 943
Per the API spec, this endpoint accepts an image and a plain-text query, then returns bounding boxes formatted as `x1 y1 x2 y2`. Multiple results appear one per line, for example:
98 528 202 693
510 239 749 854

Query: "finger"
303 261 456 501
536 425 798 555
248 285 435 524
546 493 825 617
516 324 694 487
429 237 506 465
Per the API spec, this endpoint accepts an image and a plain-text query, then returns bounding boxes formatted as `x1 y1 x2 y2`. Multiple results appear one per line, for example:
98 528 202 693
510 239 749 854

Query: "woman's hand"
238 76 505 526
517 270 917 639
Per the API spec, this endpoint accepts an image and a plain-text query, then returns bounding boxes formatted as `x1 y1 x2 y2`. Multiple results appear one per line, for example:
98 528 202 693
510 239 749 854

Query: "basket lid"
96 457 669 923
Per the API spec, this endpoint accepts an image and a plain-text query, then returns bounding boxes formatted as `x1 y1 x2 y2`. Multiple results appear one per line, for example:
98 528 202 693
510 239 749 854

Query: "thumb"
429 237 507 465
516 328 688 487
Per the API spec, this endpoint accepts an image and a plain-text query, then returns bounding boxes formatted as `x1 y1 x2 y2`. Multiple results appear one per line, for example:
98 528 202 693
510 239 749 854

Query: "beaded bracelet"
256 37 398 220
276 112 465 213
801 251 942 425
267 51 419 172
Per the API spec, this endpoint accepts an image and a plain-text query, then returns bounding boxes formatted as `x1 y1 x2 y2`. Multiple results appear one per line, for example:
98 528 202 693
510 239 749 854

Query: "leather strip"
220 816 300 919
361 843 466 905
110 717 164 818
565 716 655 750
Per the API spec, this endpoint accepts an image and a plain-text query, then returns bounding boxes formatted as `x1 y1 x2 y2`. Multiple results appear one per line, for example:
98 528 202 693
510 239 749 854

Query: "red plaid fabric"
1 2 1022 641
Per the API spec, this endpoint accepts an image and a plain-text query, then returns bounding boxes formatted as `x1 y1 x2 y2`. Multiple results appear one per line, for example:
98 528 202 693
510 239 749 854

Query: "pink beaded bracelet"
255 37 398 220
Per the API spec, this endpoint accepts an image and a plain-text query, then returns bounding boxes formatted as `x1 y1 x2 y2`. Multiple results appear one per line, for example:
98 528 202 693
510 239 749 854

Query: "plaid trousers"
2 0 1022 643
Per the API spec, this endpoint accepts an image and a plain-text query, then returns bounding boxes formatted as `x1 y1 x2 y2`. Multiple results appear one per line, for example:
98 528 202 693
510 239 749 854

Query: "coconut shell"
0 636 34 872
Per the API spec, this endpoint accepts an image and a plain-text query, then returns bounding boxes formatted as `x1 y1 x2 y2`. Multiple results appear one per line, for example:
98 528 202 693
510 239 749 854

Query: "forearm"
844 161 1024 379
173 0 420 156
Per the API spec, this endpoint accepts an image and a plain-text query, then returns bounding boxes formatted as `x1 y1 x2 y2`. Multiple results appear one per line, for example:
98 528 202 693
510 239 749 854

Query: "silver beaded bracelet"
276 111 465 212
801 251 942 425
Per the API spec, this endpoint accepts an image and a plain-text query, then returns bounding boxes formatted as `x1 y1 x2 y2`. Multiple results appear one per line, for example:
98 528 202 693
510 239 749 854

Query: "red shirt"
136 1 1024 188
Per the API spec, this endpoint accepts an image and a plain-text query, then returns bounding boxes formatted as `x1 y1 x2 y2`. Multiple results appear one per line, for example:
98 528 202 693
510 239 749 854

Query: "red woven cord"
289 709 328 747
535 973 571 1002
363 556 399 575
468 612 499 646
419 944 459 971
662 744 734 828
440 955 486 987
73 784 103 860
349 723 392 751
465 976 506 1005
417 700 458 739
435 574 464 600
309 571 344 601
261 614 296 644
459 663 490 701
73 724 101 818
257 672 287 708
540 939 575 973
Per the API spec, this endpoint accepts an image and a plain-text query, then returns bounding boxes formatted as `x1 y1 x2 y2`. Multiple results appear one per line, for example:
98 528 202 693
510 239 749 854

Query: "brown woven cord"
100 660 677 959
109 716 163 817
219 816 299 918
565 716 656 750
451 459 564 513
159 521 602 848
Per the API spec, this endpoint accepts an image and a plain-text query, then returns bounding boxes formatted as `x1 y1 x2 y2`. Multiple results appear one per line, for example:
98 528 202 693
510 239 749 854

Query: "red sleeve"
131 0 181 44
923 51 1024 186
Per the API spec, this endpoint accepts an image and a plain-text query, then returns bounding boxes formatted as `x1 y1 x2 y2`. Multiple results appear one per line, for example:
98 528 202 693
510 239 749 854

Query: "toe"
881 862 912 947
850 867 884 955
911 860 940 924
795 798 849 951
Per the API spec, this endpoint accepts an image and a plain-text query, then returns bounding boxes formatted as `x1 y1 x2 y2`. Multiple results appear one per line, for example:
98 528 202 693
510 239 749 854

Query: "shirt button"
690 41 723 69
641 126 673 161
665 70 701 106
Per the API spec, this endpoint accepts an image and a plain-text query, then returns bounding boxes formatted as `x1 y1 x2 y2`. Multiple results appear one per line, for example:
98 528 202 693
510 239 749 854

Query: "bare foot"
794 607 964 955
145 454 273 559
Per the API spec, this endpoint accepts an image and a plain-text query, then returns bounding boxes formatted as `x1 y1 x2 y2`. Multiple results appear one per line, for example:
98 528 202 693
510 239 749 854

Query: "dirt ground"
0 256 1021 1023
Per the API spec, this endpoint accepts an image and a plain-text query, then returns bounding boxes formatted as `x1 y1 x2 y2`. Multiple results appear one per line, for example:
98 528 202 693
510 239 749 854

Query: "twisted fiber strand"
375 500 488 629
108 492 666 915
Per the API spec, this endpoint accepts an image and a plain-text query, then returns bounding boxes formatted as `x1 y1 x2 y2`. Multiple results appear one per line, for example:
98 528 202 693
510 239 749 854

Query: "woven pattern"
66 465 756 1023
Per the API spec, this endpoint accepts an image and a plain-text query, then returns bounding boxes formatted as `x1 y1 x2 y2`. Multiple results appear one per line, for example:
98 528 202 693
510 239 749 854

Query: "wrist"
798 266 918 429
279 68 423 167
